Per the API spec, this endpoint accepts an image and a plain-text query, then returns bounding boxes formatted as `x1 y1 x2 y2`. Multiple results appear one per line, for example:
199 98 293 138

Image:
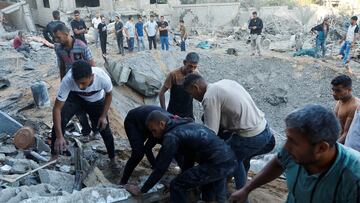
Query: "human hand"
97 116 108 131
54 136 67 154
125 184 142 196
229 188 250 203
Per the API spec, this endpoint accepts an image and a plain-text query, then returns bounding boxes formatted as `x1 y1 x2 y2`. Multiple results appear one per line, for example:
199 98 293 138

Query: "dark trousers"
181 40 186 51
50 95 115 159
100 35 107 54
148 35 157 50
170 159 236 203
120 119 157 184
116 35 124 54
127 37 134 52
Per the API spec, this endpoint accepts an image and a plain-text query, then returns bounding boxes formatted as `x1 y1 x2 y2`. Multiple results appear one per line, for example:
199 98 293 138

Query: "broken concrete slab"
0 184 61 203
0 110 23 135
38 169 74 193
0 153 5 162
23 61 35 70
0 145 17 155
83 167 110 187
0 165 12 173
5 158 40 173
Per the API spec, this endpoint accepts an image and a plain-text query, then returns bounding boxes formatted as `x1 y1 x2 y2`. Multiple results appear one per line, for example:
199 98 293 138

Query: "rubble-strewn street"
1 0 360 202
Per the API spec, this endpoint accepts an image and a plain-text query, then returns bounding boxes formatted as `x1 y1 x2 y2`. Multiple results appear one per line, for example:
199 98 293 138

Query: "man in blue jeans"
184 74 275 200
125 16 135 52
340 16 359 66
311 17 329 58
135 16 145 51
158 16 169 50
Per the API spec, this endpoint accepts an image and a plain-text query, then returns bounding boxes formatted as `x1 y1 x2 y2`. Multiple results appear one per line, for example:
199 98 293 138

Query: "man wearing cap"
311 17 330 58
158 52 199 119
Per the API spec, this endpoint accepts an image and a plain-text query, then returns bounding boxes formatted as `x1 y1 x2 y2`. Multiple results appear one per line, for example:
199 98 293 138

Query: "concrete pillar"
22 4 36 32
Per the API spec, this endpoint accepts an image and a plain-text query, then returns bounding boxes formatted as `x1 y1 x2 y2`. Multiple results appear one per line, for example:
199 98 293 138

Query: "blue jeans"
170 159 237 203
227 124 275 190
315 38 326 58
160 36 169 50
137 36 145 51
340 40 351 64
181 40 186 51
127 37 134 52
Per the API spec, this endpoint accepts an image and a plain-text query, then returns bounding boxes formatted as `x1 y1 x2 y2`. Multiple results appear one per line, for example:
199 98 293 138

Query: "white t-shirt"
144 21 158 37
92 17 102 29
346 24 359 43
124 21 135 37
57 67 113 102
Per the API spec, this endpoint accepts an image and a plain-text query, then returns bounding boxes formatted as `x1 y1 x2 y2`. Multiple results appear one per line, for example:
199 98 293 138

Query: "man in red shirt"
13 31 30 54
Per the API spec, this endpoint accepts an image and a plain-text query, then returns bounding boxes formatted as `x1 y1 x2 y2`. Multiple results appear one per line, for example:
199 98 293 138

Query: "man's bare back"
335 96 360 143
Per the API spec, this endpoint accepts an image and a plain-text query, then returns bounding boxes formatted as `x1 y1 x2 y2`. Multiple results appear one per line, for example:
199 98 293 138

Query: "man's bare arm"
158 86 168 109
53 99 65 139
231 157 284 201
101 92 112 118
338 110 356 144
59 60 66 80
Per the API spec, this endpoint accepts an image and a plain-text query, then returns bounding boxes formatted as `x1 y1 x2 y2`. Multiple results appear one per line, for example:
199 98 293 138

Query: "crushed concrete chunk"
0 153 5 162
0 145 17 155
83 167 110 187
38 169 74 193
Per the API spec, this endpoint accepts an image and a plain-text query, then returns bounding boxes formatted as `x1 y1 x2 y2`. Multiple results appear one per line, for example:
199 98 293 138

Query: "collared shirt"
202 79 266 137
55 37 93 73
57 67 112 102
144 21 158 37
278 143 360 203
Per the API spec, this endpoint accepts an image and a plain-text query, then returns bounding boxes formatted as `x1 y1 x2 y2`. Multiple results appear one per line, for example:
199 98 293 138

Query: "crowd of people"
9 8 360 203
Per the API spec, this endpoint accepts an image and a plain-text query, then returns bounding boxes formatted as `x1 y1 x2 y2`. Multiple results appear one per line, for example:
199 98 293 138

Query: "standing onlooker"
43 10 65 44
135 16 145 51
98 16 107 56
311 17 330 58
125 16 135 52
13 31 31 57
91 12 101 48
248 11 263 56
114 15 124 55
340 16 359 66
179 19 187 52
70 10 87 44
158 16 169 51
144 15 158 50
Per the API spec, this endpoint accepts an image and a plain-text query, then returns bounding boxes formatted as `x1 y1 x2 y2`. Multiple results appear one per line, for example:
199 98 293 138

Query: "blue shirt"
278 143 360 203
135 22 144 37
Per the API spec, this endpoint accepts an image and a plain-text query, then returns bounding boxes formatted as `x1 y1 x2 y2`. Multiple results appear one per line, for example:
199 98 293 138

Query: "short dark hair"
331 74 352 88
129 16 133 20
252 11 257 15
351 16 358 21
183 73 203 89
74 10 80 15
285 104 340 147
180 19 184 23
138 16 142 19
115 15 120 19
53 23 69 34
52 10 60 19
145 110 170 126
72 61 92 81
185 52 200 63
161 16 164 18
150 15 154 18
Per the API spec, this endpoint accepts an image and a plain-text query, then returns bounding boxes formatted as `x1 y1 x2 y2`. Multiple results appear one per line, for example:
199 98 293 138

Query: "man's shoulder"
338 144 360 178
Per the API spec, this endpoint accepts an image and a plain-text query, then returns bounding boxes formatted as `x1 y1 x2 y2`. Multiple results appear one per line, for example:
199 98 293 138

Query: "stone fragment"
38 169 74 193
0 145 17 155
83 167 110 187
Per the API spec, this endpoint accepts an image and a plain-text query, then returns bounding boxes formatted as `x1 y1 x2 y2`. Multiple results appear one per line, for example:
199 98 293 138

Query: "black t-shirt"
98 23 107 38
71 19 87 43
115 21 124 37
158 21 169 37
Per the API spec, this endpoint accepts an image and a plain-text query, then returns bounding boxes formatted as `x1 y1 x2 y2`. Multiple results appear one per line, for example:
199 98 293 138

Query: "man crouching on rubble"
125 110 237 203
231 104 360 202
51 60 120 171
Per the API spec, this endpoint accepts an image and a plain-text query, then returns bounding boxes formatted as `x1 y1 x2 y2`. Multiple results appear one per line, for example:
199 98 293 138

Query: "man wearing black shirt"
158 16 169 51
114 15 124 55
71 10 87 44
248 11 263 56
98 17 107 55
43 10 65 44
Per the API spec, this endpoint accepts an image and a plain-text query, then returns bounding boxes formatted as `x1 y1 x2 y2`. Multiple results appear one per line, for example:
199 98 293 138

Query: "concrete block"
38 169 74 193
83 167 110 187
0 153 5 162
0 145 17 155
0 110 23 135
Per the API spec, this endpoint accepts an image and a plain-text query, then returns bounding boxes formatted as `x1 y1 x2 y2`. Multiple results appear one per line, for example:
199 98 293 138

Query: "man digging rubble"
120 105 169 185
159 52 199 119
331 75 360 144
231 104 360 203
184 74 275 200
125 110 237 203
51 60 120 171
248 11 263 56
54 23 96 140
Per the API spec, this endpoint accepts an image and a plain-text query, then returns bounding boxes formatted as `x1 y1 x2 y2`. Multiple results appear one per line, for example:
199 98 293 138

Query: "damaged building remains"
1 0 360 202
